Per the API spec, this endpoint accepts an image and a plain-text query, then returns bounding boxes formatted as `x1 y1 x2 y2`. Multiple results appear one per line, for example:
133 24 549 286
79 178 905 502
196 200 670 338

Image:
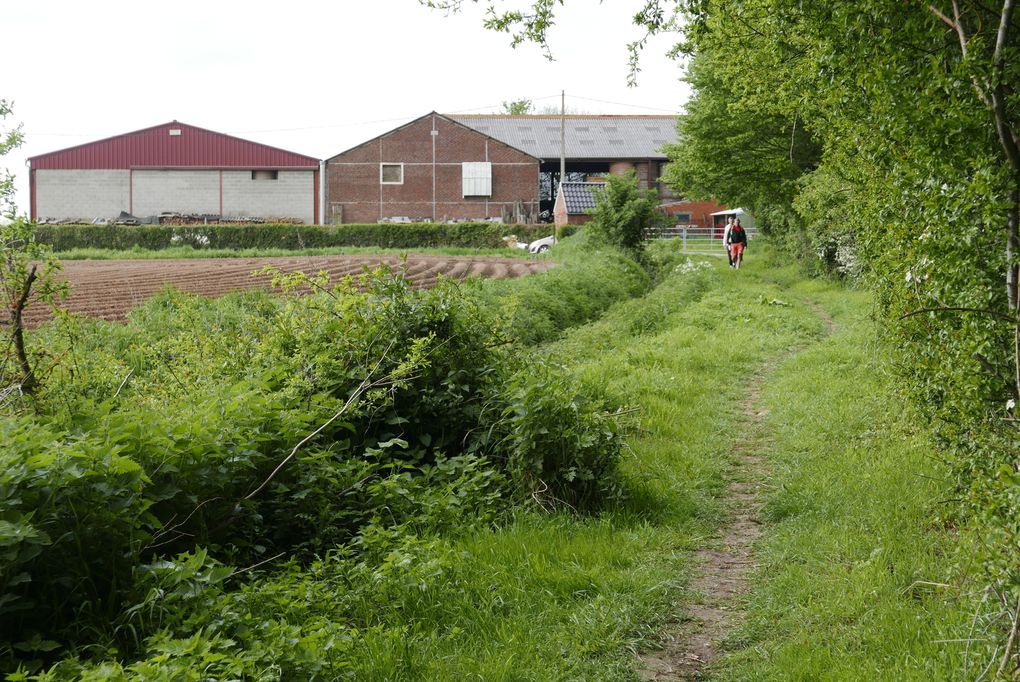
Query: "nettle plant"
1 260 629 671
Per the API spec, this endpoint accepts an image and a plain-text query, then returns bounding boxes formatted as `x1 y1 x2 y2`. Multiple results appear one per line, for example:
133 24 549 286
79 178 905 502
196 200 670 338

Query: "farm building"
450 114 726 223
28 121 320 224
661 199 729 228
450 115 677 209
553 181 604 227
324 112 540 224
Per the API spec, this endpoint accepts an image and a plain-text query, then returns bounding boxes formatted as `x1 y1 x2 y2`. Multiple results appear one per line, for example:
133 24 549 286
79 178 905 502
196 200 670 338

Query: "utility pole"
557 90 565 245
560 90 566 181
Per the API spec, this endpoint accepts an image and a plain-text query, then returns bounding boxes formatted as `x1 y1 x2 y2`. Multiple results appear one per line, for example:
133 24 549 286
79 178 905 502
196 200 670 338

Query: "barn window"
673 213 692 224
380 163 403 184
462 162 492 197
252 170 278 180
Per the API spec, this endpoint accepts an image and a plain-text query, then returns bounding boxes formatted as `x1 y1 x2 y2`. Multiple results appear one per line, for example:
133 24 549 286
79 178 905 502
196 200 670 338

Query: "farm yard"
4 0 1020 674
22 255 552 327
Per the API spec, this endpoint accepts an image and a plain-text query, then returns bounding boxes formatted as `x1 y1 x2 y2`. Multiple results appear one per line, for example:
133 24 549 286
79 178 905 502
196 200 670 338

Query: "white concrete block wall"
36 169 130 221
34 168 315 223
133 170 220 216
221 171 314 223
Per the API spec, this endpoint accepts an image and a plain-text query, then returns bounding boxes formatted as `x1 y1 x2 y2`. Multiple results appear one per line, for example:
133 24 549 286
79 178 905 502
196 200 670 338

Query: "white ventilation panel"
462 162 492 197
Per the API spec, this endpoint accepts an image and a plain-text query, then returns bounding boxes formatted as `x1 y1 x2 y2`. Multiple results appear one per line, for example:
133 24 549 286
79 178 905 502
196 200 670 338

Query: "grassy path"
14 249 979 679
86 251 967 680
547 250 971 680
632 267 839 679
329 252 974 679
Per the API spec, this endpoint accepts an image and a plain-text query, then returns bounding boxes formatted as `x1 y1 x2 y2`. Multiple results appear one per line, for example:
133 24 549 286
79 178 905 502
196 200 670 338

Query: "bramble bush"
1 246 633 674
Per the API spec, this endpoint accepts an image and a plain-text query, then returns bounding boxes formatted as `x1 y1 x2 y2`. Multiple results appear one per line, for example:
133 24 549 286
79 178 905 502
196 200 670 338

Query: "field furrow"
25 255 552 326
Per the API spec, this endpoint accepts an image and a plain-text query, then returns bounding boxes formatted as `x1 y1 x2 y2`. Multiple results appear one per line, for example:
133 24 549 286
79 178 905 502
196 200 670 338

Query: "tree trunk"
1007 184 1019 312
11 264 37 394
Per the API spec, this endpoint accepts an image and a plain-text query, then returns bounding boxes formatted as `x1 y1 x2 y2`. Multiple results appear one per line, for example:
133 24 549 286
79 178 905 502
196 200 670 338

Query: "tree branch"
929 3 969 54
997 590 1020 678
990 0 1020 170
898 305 1015 322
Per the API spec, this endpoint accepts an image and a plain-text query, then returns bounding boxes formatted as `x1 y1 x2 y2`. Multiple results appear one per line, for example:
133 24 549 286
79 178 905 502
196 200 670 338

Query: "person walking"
727 218 748 269
722 216 734 267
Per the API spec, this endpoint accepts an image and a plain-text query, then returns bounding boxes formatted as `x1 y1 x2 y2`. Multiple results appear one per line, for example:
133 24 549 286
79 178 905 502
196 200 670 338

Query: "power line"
569 94 680 113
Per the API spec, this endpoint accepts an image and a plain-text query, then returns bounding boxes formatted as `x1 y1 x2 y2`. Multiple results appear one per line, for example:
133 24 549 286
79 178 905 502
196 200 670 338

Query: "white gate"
644 225 757 255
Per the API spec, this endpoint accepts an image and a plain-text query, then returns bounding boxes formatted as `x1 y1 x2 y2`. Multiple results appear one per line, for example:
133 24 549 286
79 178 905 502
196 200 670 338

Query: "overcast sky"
5 0 690 212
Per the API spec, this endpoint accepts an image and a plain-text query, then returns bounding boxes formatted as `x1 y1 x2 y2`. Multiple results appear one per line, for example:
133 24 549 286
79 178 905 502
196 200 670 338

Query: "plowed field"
24 255 552 327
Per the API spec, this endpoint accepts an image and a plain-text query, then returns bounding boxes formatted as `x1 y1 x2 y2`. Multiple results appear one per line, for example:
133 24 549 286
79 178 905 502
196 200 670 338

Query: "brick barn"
451 114 726 226
660 199 729 228
324 112 540 224
28 121 320 224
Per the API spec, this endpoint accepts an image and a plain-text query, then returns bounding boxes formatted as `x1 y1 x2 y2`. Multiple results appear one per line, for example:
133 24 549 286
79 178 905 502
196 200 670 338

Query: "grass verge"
20 245 976 679
712 258 975 680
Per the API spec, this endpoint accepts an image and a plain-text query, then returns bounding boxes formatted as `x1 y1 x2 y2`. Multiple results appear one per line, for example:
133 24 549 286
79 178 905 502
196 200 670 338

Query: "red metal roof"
28 121 319 170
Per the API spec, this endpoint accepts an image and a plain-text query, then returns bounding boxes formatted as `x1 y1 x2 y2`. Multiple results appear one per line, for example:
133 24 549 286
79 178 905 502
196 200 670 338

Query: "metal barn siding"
28 121 319 170
29 122 321 223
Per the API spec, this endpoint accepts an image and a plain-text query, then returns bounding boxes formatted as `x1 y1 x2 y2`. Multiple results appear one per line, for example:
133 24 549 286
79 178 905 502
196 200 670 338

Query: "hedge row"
34 222 570 252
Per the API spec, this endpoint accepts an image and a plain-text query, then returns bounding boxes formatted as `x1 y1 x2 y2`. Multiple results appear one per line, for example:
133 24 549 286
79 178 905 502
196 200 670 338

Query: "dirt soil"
637 303 836 680
636 375 772 681
23 255 552 327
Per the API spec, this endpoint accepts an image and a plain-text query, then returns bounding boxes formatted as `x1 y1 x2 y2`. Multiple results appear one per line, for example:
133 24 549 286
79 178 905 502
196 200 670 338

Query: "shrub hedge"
34 222 576 252
1 242 633 673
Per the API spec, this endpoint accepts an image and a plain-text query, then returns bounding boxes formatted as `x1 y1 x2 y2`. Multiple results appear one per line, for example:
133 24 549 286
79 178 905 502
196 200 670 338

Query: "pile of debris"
37 213 304 226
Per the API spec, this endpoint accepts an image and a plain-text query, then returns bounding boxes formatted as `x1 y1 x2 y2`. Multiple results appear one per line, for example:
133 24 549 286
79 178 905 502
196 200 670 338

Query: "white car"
528 235 556 253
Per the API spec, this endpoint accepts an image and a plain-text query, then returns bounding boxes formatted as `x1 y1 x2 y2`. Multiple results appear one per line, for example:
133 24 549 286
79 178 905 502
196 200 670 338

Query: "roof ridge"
447 114 676 119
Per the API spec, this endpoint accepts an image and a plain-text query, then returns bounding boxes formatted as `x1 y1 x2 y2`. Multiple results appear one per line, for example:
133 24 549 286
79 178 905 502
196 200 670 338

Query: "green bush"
470 233 649 346
584 172 666 253
1 255 630 673
33 222 554 252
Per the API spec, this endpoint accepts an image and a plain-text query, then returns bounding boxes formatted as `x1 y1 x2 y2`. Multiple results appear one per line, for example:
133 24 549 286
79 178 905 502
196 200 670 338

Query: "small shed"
553 181 605 227
28 121 320 224
710 208 755 229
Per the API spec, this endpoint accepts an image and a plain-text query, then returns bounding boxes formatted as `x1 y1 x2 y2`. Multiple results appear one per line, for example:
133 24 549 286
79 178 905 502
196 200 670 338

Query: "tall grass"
711 266 974 680
19 244 975 679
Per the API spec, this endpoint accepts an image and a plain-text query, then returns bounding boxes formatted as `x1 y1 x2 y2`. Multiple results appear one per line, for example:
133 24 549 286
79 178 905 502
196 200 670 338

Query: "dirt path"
637 301 835 680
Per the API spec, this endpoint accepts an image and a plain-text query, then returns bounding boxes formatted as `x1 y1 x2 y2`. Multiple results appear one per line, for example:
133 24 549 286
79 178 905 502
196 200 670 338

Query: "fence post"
682 226 688 254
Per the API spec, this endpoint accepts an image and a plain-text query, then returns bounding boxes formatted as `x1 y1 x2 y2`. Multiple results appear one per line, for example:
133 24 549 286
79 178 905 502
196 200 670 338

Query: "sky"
4 0 691 212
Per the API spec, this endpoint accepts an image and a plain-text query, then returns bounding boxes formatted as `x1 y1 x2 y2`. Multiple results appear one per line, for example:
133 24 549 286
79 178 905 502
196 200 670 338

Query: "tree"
418 0 687 83
502 98 534 114
584 171 664 252
661 49 821 236
0 100 24 219
0 103 65 401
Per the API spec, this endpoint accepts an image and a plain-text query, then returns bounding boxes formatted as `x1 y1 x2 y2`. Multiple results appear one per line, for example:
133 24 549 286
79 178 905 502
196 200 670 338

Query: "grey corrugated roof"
561 182 605 214
449 115 676 160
